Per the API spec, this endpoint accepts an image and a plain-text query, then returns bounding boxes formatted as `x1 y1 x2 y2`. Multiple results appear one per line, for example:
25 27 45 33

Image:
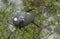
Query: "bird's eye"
14 17 18 21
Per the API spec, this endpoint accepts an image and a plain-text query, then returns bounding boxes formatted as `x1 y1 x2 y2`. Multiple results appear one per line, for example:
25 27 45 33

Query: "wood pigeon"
12 11 35 28
8 9 40 39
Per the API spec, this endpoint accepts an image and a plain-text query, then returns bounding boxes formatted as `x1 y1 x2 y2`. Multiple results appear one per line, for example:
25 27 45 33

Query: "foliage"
0 0 60 39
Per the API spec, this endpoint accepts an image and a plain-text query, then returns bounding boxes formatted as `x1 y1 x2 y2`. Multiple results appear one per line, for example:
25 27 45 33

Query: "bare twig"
32 22 42 39
8 32 13 39
46 32 54 39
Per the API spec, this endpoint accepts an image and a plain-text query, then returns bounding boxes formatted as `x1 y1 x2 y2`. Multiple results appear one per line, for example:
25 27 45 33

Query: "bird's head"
12 14 24 26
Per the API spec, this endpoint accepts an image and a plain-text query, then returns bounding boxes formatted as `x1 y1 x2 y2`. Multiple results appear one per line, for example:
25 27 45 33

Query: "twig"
46 32 54 39
32 22 42 39
8 32 13 39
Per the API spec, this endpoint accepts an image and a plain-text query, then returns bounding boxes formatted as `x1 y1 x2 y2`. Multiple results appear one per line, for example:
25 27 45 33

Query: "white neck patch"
27 13 30 15
14 17 18 21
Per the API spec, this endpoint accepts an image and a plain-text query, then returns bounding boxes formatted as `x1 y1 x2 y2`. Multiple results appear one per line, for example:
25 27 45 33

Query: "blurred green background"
0 0 60 39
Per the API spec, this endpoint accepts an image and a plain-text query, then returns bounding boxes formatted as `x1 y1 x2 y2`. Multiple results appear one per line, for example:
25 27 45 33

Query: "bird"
12 11 35 28
8 8 40 39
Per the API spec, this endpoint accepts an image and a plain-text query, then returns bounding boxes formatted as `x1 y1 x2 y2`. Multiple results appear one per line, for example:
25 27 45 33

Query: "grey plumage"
12 11 35 28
